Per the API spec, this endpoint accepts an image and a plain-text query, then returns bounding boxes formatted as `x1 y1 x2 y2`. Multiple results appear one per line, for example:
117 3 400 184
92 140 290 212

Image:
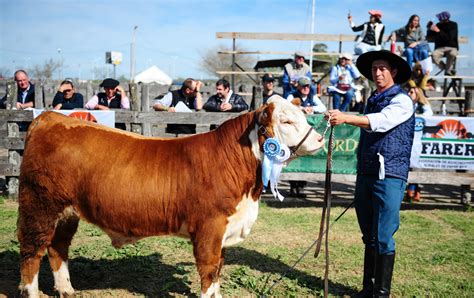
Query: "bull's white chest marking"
222 195 259 247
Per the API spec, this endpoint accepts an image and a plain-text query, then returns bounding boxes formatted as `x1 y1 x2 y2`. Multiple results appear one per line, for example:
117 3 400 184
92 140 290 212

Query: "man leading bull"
327 50 414 297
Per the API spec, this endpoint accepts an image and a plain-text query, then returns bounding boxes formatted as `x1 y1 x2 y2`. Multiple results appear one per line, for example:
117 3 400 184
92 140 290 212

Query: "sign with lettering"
410 116 474 170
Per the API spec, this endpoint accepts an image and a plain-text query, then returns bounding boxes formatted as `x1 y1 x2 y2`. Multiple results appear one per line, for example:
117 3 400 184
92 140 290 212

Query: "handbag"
336 84 351 91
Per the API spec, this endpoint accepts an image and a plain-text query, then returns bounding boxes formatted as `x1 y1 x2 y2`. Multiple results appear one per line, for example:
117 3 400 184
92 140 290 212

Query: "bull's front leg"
192 218 227 298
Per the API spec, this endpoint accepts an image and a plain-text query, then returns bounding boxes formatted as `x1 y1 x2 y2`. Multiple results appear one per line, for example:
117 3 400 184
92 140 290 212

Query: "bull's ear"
291 98 302 106
258 103 275 126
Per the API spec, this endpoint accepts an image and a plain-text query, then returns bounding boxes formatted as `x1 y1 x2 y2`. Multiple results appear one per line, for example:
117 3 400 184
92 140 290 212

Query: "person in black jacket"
0 69 35 110
52 79 84 110
203 79 248 112
427 11 458 76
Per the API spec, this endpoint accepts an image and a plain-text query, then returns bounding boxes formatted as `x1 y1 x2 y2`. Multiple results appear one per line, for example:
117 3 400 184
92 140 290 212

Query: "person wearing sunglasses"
52 79 84 110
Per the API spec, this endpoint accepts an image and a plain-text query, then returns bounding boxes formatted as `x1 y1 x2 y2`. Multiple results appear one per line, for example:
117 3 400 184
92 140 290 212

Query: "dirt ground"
262 180 473 210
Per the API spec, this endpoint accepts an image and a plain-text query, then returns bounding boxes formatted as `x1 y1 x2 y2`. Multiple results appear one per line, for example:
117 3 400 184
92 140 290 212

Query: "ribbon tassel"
262 138 291 201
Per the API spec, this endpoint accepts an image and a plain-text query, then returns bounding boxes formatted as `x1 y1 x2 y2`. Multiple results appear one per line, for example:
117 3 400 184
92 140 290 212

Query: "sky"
1 0 473 81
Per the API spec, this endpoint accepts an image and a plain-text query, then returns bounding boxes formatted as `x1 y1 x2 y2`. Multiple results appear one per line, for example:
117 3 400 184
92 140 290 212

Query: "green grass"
0 199 473 297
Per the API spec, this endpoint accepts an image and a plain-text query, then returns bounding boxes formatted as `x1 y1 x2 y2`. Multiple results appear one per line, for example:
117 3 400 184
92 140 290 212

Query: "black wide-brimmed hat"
100 78 120 88
356 50 411 84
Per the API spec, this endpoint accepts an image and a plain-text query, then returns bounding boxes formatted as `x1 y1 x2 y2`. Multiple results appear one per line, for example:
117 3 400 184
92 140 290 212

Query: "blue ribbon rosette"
262 138 291 201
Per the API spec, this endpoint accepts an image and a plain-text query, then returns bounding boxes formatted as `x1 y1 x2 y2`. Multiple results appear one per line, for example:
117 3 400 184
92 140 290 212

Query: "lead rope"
262 115 351 297
314 122 335 298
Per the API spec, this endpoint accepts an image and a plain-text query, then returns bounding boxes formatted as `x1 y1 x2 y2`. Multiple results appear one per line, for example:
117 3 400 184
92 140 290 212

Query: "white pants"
355 42 382 55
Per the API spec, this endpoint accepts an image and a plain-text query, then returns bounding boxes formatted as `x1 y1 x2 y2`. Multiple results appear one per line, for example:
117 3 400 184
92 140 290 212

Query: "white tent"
133 65 172 85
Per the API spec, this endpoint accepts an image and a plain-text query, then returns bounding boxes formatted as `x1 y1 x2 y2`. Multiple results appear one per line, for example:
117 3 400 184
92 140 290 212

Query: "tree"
31 59 63 81
199 44 257 82
312 43 333 75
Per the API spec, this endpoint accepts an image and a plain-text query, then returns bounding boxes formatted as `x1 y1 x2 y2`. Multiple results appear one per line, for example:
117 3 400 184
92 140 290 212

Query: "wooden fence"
1 81 472 201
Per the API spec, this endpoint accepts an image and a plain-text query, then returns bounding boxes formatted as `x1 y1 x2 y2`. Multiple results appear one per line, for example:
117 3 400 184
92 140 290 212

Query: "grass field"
0 198 473 297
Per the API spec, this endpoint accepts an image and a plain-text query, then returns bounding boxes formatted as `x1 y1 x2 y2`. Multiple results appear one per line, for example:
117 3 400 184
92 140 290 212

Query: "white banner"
411 116 474 170
32 109 115 128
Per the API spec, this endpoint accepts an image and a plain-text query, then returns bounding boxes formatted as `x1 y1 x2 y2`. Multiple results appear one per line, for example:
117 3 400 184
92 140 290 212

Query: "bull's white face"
267 95 324 157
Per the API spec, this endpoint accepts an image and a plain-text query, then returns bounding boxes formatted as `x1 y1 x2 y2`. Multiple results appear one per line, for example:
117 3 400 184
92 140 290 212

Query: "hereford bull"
17 96 324 297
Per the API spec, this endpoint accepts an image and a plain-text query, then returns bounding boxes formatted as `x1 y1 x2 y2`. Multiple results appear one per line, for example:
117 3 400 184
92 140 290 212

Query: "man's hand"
195 81 203 92
303 106 313 114
168 107 176 112
96 105 109 110
115 86 126 95
326 109 346 126
408 42 418 48
16 102 23 109
220 102 232 111
430 24 440 32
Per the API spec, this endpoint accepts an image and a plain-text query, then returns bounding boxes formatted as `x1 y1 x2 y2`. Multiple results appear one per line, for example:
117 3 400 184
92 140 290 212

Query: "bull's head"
257 95 324 160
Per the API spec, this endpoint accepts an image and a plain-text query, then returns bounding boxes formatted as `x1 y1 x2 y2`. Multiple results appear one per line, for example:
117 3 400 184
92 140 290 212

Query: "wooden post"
35 83 44 109
86 82 93 100
252 85 263 109
128 82 139 111
465 90 472 116
140 84 151 136
6 80 17 110
232 38 236 91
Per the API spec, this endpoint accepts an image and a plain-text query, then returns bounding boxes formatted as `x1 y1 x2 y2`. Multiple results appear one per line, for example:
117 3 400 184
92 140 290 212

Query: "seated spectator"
203 79 248 112
282 52 313 98
427 11 458 76
328 53 361 112
85 78 130 110
85 78 130 129
391 14 430 69
153 78 203 112
0 69 35 110
287 77 327 114
407 62 430 91
261 74 281 105
408 86 433 116
52 79 84 110
153 78 203 135
348 10 385 55
286 76 326 198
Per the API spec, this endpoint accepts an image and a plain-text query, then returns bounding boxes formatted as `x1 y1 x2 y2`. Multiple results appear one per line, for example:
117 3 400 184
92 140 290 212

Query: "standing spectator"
261 74 281 104
349 10 385 55
52 79 84 110
407 62 430 91
287 77 327 114
427 11 458 76
282 52 312 98
203 79 248 112
329 53 361 111
85 78 130 130
153 78 203 135
390 14 430 69
327 50 413 297
0 69 35 110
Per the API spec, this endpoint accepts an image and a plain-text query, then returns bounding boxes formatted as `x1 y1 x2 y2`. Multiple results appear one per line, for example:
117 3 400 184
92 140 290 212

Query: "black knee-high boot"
374 253 395 297
352 246 375 297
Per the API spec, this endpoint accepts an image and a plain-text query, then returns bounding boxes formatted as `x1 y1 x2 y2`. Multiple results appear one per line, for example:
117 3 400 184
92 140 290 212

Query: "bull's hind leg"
17 187 70 297
192 219 226 298
47 208 79 296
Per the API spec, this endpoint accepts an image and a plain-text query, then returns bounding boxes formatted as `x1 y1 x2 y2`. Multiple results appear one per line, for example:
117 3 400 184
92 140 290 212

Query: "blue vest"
357 85 415 181
291 90 316 107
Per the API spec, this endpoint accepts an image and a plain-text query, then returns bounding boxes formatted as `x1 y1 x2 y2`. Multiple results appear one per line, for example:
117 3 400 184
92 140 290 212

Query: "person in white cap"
329 53 360 112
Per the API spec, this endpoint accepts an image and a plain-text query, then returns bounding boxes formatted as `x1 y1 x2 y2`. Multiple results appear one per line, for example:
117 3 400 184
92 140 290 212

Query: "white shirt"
365 93 414 133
